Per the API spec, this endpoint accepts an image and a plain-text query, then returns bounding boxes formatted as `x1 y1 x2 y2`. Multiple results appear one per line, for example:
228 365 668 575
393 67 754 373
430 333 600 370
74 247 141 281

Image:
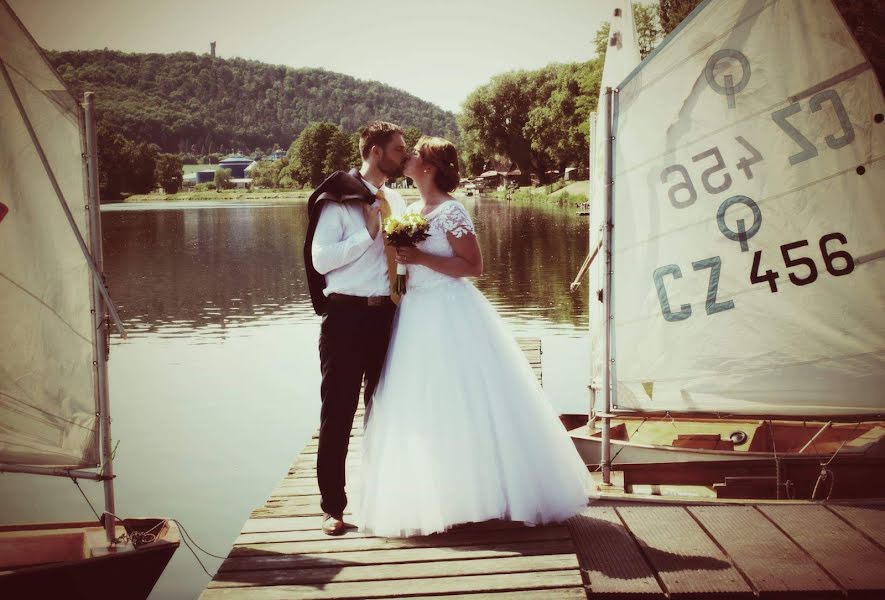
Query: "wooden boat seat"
672 434 735 451
0 530 87 569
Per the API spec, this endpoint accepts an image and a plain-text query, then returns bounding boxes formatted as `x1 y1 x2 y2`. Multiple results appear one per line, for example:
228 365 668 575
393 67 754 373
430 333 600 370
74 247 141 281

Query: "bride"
359 136 592 537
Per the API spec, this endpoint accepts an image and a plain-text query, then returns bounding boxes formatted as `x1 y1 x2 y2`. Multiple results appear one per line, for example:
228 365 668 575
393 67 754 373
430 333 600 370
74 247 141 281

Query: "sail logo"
704 49 751 109
651 83 863 324
0 202 7 223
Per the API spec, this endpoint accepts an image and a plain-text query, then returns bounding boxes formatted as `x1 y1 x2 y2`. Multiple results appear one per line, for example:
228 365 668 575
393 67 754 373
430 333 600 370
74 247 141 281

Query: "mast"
601 87 614 486
84 92 116 544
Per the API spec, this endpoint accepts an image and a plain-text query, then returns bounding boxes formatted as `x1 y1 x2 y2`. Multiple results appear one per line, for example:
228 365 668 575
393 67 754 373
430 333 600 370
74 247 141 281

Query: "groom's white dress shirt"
311 179 405 298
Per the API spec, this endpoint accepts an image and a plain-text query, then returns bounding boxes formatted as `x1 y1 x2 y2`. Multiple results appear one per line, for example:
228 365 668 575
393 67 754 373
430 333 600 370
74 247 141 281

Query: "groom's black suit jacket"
304 168 375 316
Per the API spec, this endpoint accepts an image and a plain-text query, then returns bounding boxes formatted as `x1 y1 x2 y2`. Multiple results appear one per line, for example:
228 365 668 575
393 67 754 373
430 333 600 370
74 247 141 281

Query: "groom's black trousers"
317 295 396 519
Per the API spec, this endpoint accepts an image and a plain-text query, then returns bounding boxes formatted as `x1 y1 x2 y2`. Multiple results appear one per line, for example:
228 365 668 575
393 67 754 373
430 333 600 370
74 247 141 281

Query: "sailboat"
0 1 179 596
567 0 885 500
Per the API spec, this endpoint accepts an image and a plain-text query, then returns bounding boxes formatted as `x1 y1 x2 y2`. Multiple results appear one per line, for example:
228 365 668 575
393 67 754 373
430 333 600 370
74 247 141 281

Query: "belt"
328 293 393 307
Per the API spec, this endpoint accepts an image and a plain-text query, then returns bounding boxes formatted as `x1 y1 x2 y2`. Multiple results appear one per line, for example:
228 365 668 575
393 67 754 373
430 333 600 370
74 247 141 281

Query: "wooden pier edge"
201 338 885 599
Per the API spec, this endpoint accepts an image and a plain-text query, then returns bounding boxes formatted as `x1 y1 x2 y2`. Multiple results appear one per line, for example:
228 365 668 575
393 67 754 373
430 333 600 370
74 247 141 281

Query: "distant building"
218 155 253 179
196 170 217 184
269 150 286 161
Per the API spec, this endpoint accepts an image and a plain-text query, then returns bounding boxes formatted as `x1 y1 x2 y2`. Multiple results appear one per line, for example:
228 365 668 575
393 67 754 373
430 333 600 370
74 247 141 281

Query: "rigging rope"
67 477 226 578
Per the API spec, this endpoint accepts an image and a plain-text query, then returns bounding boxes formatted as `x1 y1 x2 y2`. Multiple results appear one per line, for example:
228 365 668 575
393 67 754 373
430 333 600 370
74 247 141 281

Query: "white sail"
609 0 885 415
589 0 642 410
0 1 100 466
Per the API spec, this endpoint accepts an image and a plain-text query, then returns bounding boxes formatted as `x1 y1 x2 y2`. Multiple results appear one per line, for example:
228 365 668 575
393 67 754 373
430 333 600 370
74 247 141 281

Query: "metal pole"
587 111 598 427
601 87 614 486
0 59 127 338
84 92 116 544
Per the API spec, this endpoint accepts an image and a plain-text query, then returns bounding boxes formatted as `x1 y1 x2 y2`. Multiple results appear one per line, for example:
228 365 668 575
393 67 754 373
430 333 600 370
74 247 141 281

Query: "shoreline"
120 188 424 203
118 182 588 206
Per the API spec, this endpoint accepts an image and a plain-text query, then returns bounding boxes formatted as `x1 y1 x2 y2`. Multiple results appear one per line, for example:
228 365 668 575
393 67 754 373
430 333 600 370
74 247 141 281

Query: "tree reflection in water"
102 197 590 338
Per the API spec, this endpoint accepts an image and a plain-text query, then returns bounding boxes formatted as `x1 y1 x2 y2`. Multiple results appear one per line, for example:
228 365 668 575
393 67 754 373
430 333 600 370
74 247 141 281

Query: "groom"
304 121 408 535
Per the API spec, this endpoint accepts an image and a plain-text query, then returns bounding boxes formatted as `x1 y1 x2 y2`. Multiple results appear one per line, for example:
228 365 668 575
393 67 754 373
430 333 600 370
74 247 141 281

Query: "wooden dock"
201 339 885 599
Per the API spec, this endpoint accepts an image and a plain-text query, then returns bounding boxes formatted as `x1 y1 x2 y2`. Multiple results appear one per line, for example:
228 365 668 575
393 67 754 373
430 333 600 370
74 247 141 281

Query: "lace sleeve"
440 202 475 238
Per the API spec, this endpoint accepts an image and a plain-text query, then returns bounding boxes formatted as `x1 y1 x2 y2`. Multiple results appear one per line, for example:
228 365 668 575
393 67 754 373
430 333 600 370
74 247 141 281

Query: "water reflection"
101 197 589 339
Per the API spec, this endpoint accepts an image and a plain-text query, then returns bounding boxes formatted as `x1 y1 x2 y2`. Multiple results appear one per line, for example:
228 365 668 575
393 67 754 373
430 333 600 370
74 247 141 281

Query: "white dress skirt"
358 200 592 537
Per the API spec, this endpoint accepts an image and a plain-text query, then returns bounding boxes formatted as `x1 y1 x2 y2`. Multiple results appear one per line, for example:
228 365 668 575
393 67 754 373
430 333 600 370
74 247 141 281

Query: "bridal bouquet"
383 212 430 295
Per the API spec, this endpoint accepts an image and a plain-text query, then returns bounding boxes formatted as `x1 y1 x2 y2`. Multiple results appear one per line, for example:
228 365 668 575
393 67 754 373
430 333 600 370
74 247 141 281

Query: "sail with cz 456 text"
607 0 884 416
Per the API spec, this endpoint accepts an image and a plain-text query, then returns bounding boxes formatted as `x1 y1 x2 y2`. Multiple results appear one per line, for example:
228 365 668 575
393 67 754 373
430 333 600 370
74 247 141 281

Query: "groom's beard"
379 155 405 179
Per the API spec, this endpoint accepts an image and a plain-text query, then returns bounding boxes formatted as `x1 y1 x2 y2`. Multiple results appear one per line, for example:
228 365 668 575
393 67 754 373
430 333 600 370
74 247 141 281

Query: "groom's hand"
363 202 382 239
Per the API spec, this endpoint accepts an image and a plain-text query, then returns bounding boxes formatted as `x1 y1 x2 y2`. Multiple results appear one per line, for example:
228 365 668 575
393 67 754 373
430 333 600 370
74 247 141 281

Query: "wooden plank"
279 473 359 485
759 504 885 596
566 507 665 599
303 440 363 450
235 523 570 548
616 506 753 598
236 519 537 544
240 516 529 535
199 570 583 599
241 516 328 533
269 484 358 497
210 553 579 587
293 456 360 469
251 506 345 519
395 592 584 600
688 506 840 598
229 525 571 557
220 539 578 572
259 494 322 507
404 591 586 600
827 504 885 550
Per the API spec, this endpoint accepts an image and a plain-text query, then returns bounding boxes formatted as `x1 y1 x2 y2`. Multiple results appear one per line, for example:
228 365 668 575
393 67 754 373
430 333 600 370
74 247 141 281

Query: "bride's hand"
395 246 422 265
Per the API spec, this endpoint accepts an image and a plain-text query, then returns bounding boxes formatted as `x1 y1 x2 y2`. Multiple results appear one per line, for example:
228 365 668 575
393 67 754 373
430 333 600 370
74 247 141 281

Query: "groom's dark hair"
359 121 404 159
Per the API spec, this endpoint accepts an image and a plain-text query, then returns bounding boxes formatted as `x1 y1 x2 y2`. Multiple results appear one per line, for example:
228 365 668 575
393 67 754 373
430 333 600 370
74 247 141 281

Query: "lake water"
0 195 591 599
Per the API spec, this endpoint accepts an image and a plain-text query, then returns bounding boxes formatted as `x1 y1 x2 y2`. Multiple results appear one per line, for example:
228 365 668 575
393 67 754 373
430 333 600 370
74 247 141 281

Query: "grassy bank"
124 189 310 202
485 180 589 207
124 185 592 205
124 187 424 203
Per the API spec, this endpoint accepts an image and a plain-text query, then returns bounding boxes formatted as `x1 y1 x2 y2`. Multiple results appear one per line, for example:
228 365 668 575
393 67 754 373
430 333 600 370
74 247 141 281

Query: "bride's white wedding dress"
359 199 591 537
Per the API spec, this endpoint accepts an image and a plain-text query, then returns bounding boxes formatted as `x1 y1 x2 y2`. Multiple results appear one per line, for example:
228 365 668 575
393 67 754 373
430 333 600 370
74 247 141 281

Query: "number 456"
751 232 855 292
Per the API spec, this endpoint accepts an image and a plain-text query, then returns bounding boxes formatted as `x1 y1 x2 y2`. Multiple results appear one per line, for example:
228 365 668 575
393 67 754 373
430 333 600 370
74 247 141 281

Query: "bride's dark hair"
415 136 460 193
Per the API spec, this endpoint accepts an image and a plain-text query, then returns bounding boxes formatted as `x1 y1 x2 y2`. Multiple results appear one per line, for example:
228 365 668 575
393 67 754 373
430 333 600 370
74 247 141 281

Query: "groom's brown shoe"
321 513 345 536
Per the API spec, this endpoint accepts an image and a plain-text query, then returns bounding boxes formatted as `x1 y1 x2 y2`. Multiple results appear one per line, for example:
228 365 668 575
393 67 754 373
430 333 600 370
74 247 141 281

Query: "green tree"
658 0 701 35
288 122 353 187
633 3 662 58
525 60 602 172
249 160 279 188
48 49 458 155
124 141 160 194
402 126 422 151
595 2 661 60
154 153 183 193
459 67 562 184
214 168 233 190
96 123 128 201
348 133 362 169
458 129 489 177
657 0 882 88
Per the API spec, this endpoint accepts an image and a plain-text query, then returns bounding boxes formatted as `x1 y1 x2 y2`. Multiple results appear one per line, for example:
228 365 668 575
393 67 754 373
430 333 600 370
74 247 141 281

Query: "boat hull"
565 415 885 500
0 518 179 600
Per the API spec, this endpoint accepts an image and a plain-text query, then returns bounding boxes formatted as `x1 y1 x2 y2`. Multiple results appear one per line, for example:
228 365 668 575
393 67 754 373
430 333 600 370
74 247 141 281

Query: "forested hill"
46 49 459 154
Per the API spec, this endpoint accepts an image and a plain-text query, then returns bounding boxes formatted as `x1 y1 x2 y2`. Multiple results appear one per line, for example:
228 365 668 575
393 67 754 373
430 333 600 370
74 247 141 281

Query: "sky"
8 0 621 113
